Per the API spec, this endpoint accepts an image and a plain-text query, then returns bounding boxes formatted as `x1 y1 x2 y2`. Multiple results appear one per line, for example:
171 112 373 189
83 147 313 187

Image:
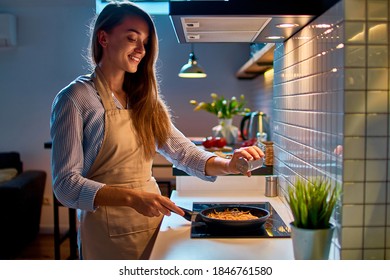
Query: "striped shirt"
50 75 216 212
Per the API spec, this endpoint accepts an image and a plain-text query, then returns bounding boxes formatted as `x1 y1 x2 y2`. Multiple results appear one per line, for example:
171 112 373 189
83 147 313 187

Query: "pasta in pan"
206 208 258 221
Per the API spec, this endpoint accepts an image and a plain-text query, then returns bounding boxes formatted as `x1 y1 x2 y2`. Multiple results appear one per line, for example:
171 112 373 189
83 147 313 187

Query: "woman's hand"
205 145 264 177
129 190 185 217
94 185 185 217
228 146 264 176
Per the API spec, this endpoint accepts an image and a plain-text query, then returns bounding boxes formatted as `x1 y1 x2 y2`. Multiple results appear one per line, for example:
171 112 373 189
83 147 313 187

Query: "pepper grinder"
265 175 278 197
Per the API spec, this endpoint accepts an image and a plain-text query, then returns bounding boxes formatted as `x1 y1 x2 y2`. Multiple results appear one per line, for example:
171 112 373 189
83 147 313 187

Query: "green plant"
189 93 250 119
286 178 340 229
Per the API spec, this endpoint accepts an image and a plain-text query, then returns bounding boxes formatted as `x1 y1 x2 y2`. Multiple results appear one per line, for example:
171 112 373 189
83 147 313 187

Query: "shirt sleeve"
157 124 217 182
50 88 104 212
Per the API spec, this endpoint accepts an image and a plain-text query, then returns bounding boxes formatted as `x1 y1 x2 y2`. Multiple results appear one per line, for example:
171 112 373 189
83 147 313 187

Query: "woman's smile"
129 54 141 63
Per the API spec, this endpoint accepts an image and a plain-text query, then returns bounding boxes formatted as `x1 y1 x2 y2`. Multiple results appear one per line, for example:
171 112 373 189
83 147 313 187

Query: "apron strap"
91 67 117 111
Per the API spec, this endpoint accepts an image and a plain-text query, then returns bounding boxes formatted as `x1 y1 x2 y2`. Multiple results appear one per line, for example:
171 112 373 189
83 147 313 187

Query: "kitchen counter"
149 189 294 260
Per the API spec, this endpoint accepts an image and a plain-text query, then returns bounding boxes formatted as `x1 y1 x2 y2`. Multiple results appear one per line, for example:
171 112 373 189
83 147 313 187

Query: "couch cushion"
0 152 23 174
0 168 18 184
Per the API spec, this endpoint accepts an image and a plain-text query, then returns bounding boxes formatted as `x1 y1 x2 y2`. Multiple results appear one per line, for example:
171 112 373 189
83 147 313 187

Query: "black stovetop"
190 202 291 239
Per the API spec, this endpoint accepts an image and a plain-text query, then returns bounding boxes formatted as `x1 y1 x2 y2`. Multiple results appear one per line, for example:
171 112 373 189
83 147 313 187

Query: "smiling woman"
50 1 263 260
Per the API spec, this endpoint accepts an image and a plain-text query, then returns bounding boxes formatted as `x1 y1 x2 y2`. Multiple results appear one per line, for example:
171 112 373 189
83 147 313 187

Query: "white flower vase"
212 118 238 145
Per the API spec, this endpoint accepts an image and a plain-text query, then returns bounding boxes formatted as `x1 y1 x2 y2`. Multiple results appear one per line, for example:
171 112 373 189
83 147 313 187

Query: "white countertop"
149 189 295 260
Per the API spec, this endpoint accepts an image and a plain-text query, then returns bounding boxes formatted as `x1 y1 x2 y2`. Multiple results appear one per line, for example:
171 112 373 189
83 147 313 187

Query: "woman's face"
99 15 150 73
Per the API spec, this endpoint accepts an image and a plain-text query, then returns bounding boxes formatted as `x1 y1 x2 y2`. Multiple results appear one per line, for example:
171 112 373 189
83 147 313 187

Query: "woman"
50 2 264 260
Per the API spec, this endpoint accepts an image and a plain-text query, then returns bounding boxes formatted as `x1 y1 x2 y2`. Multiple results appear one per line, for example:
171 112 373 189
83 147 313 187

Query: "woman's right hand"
94 185 185 217
127 189 185 218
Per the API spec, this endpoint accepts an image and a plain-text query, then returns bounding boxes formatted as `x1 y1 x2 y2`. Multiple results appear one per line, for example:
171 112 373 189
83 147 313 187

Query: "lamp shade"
178 51 207 78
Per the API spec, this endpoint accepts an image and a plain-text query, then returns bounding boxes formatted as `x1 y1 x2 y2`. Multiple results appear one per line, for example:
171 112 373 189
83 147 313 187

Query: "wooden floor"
13 234 73 260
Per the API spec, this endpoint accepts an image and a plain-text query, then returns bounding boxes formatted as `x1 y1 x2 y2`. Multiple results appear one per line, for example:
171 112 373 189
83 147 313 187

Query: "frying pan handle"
177 206 194 222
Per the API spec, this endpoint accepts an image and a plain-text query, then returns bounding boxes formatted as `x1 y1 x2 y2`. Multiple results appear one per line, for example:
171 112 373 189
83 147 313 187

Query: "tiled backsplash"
272 0 389 259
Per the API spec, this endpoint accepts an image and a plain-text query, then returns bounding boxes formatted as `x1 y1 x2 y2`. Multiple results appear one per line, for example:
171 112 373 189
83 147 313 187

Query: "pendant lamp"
178 44 207 78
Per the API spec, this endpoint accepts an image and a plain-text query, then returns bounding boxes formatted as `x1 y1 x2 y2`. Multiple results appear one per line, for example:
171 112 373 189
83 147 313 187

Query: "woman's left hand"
205 145 265 177
228 146 264 176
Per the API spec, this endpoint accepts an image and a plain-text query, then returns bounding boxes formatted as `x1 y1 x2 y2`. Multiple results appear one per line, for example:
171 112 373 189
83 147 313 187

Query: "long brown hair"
89 1 171 160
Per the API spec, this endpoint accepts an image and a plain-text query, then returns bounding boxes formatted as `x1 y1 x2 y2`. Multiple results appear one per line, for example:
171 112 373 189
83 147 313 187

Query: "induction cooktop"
190 202 291 239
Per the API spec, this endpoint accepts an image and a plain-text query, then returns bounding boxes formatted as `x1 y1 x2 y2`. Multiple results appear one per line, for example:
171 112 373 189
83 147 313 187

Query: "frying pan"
177 205 270 230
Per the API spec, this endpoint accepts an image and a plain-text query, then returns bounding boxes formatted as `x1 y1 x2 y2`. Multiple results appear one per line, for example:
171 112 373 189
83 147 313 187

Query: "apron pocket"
105 179 162 237
105 206 161 237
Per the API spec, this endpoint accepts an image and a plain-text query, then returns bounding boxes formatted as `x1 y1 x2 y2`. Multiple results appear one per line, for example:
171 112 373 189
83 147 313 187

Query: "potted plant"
189 93 250 144
286 177 340 260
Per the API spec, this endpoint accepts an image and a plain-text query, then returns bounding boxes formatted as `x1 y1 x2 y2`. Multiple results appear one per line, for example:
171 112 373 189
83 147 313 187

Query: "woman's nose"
135 42 145 54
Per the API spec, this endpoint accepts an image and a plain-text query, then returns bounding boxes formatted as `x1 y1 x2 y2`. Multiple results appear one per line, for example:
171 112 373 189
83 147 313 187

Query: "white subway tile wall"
273 0 389 259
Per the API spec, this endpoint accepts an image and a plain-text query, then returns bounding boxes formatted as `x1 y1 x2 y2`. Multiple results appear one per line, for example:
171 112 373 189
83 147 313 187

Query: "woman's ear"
97 30 108 48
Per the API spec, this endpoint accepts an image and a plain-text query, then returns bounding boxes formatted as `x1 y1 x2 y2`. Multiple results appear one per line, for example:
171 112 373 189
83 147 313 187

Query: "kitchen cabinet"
236 43 275 79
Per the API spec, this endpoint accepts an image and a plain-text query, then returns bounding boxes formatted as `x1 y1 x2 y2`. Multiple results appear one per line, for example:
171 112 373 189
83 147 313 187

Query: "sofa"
0 152 46 259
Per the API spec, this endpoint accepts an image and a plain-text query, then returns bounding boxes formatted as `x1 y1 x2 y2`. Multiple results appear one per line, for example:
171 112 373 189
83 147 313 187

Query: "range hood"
169 0 340 43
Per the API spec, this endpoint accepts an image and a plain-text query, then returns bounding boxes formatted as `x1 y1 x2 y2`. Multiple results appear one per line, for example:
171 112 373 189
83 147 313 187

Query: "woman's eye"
128 37 137 42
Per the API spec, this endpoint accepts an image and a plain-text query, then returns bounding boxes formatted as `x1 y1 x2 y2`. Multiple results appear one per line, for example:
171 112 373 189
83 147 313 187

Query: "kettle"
240 111 269 141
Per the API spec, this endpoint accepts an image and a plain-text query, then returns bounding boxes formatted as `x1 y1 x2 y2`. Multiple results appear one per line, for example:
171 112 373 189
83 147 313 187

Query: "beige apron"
79 68 162 260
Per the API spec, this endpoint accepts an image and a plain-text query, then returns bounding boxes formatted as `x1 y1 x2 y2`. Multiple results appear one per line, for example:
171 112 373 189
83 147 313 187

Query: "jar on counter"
257 141 274 166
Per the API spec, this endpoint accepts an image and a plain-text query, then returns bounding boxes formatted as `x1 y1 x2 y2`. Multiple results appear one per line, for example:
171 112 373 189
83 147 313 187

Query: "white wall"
0 0 262 231
272 0 390 260
0 0 95 232
273 1 344 259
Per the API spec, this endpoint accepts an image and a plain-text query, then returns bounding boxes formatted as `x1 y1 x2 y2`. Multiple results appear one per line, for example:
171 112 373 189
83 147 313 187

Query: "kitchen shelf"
236 43 275 79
